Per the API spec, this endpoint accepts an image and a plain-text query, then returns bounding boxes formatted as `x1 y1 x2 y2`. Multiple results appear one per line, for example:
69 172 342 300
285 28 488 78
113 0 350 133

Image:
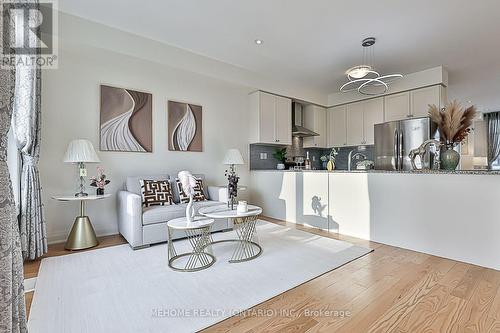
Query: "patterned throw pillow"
140 180 174 207
176 178 207 203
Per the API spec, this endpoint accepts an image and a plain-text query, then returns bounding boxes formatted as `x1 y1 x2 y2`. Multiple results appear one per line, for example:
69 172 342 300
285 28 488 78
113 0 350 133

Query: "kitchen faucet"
348 146 367 171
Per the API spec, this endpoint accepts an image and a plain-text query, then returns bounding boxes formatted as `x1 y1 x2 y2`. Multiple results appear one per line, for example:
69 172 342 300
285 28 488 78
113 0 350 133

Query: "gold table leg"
65 200 99 250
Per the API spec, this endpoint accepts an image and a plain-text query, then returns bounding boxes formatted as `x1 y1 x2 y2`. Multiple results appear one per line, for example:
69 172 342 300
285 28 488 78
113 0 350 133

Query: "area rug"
28 221 372 333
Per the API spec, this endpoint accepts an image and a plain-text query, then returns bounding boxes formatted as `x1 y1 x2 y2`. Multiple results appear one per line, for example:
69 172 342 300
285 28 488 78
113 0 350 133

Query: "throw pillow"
140 179 174 207
176 178 207 203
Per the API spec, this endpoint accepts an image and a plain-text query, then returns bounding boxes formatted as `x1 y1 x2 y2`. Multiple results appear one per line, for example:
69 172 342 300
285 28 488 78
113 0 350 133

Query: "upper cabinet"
384 92 410 122
410 85 442 118
249 91 292 145
346 102 364 145
327 105 347 147
345 97 384 145
363 97 384 144
303 105 327 148
384 85 444 121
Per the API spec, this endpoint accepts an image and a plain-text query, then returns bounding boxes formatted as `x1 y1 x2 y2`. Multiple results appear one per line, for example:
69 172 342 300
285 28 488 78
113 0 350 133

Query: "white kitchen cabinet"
303 105 327 148
363 97 384 144
249 91 292 145
384 92 410 122
275 96 292 144
345 97 383 146
346 102 364 145
327 105 347 147
410 85 441 118
384 85 443 121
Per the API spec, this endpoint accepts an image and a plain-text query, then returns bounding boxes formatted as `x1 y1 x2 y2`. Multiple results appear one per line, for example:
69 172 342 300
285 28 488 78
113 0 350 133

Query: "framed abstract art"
168 101 203 152
100 85 153 152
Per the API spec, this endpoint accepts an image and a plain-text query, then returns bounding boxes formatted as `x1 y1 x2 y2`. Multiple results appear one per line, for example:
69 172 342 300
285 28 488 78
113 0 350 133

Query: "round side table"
167 216 216 272
52 194 111 250
199 204 263 263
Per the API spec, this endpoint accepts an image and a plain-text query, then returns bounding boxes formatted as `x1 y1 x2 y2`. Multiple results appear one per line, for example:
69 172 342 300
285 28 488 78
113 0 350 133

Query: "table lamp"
223 149 244 209
63 139 100 197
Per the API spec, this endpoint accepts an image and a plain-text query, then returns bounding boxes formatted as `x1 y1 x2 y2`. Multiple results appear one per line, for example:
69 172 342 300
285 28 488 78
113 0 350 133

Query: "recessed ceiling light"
254 39 263 45
467 100 472 103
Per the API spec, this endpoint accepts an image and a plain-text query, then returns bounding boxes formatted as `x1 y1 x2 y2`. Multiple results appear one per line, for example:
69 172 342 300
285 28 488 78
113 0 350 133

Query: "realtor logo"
1 0 58 68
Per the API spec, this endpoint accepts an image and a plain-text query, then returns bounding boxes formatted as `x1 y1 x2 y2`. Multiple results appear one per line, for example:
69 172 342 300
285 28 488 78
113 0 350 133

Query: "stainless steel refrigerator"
374 117 438 171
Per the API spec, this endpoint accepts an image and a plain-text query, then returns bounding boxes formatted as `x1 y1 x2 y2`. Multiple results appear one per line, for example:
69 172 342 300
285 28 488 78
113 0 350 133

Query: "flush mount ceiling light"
254 39 263 45
340 37 403 95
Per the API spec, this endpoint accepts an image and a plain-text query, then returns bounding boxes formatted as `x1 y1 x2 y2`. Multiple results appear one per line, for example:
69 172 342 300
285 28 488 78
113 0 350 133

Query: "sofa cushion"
126 175 169 195
142 200 224 225
140 179 174 207
171 173 208 202
175 178 207 203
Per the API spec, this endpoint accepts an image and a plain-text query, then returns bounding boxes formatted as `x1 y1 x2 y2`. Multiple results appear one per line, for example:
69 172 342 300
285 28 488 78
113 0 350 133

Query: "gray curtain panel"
485 112 500 169
11 0 48 260
0 27 28 333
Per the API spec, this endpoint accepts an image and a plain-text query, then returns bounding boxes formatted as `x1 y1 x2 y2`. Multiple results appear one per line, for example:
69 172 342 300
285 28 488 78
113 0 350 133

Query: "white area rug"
29 221 372 333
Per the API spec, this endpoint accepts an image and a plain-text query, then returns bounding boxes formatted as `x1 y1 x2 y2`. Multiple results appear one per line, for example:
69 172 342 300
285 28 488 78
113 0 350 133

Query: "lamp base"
65 216 99 250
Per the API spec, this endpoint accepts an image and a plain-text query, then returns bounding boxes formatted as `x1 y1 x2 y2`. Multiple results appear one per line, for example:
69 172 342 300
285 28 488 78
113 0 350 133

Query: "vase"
440 145 460 171
322 161 328 170
96 188 104 196
327 160 335 171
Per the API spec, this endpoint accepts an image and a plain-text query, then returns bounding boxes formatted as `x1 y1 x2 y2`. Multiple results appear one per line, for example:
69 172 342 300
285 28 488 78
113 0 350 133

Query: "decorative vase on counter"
96 188 104 196
440 145 460 171
322 161 328 170
327 160 335 171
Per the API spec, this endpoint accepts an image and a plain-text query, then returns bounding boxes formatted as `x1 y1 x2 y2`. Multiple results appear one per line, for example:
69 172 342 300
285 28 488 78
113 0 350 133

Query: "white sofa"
118 174 231 249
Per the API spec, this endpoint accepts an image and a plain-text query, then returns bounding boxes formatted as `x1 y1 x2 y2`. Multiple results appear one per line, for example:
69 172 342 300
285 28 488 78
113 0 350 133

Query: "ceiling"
59 0 500 111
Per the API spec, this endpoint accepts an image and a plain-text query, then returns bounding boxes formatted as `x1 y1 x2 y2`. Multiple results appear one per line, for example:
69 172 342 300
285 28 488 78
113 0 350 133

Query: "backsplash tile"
250 142 374 171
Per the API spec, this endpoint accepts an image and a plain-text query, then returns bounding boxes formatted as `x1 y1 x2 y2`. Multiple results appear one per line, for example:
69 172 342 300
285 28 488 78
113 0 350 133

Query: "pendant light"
340 37 403 95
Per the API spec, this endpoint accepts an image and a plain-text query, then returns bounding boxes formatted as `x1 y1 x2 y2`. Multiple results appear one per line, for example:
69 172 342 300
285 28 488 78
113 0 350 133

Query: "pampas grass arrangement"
428 100 476 146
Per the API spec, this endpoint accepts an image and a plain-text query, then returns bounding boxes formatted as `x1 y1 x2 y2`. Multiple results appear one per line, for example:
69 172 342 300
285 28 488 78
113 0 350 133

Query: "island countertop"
249 169 500 175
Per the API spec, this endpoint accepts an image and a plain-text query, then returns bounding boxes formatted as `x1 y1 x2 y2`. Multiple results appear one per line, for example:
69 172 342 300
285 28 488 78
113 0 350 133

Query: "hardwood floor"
23 219 500 332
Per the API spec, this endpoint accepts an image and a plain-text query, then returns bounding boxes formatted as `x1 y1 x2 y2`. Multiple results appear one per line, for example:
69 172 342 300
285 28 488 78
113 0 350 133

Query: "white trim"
24 277 37 293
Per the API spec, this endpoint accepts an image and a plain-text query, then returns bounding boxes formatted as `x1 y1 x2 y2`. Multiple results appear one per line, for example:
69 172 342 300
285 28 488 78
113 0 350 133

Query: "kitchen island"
249 169 500 270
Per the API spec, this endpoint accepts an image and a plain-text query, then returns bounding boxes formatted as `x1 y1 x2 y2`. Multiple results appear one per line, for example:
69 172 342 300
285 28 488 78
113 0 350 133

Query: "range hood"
292 102 319 137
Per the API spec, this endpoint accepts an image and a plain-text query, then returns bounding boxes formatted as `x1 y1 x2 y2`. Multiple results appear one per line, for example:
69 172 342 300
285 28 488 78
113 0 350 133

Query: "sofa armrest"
208 186 228 203
117 190 144 248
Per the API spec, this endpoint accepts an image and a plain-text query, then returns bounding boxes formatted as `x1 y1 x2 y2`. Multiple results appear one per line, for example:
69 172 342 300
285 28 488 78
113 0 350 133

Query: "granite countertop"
250 169 500 175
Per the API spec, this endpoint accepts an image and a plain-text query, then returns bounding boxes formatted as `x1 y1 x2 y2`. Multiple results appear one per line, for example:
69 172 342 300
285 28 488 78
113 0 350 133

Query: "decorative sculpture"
409 140 441 170
178 171 197 222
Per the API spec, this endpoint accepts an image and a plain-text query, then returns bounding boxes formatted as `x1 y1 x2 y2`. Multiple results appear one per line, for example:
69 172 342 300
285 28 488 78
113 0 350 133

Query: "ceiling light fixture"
254 39 263 45
340 37 403 95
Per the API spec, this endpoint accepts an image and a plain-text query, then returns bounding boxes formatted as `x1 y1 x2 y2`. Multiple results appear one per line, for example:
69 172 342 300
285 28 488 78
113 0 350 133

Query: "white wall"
41 42 254 243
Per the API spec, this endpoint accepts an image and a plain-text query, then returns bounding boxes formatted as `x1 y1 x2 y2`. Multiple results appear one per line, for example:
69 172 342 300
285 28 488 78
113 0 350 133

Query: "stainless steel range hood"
292 102 319 137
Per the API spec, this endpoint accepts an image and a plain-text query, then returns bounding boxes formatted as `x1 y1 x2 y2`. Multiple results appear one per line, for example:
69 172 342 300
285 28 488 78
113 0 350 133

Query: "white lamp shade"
63 139 100 163
223 149 244 165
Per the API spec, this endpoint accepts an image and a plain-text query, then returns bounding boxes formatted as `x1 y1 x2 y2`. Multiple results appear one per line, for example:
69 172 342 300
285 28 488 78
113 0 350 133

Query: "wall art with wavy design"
168 101 203 152
100 85 152 152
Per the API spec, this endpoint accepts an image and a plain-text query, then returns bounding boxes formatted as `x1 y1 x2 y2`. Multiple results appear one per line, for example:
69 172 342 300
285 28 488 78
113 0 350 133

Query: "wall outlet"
260 153 267 160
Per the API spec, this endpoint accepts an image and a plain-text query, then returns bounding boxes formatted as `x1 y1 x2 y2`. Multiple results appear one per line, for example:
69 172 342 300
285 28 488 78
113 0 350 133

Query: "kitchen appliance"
292 102 319 137
374 117 438 171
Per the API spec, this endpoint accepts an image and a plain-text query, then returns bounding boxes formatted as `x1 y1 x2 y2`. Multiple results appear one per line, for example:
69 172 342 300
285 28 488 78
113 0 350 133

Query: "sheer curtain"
485 112 500 170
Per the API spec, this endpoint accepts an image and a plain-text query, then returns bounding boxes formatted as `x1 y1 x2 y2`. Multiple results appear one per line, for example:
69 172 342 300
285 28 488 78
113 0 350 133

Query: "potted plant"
273 148 287 170
90 167 110 195
320 155 329 169
428 100 476 170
